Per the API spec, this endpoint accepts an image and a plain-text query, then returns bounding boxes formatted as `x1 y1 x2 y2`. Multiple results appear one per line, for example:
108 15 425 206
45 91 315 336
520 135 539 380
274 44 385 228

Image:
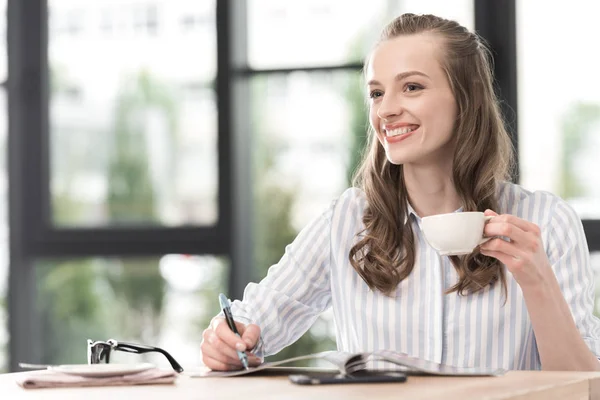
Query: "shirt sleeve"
546 198 600 358
228 198 336 358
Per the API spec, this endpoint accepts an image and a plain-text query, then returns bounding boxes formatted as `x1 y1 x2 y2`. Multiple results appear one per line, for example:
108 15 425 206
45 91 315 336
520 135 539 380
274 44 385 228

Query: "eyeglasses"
87 339 184 373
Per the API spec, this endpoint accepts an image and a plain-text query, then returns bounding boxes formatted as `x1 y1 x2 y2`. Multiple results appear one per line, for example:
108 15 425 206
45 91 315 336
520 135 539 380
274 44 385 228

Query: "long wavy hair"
349 13 515 297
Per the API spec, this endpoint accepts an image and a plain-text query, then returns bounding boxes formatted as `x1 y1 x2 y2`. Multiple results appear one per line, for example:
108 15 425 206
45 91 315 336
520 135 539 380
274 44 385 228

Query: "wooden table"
3 370 600 399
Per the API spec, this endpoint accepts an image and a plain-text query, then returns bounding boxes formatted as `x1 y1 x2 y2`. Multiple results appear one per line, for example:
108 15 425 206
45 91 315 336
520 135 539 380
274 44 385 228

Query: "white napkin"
16 368 178 389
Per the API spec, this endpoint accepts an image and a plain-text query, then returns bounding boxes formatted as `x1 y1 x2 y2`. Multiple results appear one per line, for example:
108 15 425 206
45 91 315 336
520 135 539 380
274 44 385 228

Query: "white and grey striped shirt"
230 181 600 370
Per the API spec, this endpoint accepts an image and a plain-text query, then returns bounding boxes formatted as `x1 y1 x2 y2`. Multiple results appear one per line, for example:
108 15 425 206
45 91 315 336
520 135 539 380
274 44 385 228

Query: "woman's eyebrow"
367 70 430 86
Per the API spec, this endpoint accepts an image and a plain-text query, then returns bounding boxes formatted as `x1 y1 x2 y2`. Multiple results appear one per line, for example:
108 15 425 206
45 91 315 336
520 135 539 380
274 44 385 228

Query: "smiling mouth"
384 125 419 137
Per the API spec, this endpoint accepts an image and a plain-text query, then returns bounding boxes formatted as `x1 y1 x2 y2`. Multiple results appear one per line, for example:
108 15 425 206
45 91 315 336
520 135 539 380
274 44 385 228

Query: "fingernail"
236 342 246 351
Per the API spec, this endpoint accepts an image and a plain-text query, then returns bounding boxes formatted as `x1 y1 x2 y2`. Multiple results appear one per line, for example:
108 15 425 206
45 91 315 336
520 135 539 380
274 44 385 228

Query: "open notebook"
191 350 506 378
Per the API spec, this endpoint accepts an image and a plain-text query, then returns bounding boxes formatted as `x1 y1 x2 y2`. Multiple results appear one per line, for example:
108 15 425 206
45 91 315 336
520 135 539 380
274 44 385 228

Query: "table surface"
3 369 600 400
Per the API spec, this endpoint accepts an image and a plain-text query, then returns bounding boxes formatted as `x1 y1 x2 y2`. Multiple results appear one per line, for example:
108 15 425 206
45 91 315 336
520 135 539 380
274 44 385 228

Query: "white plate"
50 363 155 377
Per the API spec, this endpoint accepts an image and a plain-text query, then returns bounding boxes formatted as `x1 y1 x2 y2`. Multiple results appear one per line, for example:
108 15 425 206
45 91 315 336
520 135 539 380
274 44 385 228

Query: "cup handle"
478 215 494 245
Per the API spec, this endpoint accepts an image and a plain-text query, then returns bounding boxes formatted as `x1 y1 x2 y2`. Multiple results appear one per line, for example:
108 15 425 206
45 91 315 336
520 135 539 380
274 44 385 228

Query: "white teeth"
385 126 417 137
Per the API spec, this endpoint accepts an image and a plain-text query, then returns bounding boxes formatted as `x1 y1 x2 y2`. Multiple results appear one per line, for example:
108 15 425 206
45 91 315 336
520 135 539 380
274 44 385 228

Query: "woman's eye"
405 84 423 92
369 90 383 99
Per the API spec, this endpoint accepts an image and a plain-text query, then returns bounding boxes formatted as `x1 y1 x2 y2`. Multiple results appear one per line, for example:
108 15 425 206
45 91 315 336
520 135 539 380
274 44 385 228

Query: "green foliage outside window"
37 71 173 364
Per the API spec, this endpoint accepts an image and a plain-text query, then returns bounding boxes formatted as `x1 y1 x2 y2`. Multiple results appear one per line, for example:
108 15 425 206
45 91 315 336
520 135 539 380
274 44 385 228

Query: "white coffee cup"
421 212 493 256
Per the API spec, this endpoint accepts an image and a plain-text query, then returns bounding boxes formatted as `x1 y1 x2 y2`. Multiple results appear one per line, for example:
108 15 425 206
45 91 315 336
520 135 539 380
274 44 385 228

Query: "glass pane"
517 0 600 219
48 0 218 227
247 0 473 69
35 255 228 368
0 89 7 373
0 0 7 373
249 71 364 361
591 252 600 318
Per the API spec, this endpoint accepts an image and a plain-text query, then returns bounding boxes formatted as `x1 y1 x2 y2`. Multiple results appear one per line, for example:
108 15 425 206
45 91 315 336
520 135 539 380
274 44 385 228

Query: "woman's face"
366 33 458 167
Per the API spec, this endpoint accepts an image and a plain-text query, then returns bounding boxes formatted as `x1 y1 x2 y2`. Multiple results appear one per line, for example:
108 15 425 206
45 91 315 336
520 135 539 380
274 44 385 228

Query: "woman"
201 13 600 371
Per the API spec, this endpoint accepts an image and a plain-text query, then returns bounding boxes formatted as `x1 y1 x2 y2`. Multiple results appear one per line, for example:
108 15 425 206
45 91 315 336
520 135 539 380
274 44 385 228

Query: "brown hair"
349 13 514 297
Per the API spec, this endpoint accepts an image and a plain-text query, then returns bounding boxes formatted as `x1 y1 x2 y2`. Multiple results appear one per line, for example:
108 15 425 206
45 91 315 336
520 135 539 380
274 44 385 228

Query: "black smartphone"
288 371 407 385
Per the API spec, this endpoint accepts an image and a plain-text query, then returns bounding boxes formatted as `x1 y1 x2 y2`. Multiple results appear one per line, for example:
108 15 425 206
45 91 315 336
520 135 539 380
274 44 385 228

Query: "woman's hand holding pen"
201 318 263 371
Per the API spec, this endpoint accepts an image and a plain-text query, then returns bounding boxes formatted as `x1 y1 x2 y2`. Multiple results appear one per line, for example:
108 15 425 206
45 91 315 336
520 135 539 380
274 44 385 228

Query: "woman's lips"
383 126 419 144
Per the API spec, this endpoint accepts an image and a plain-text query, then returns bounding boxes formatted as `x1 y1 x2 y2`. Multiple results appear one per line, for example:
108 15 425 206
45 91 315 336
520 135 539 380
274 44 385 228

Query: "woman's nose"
376 93 403 119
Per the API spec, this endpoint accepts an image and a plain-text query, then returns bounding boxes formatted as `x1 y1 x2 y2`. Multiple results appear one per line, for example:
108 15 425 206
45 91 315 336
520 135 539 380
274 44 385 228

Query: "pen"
218 293 249 370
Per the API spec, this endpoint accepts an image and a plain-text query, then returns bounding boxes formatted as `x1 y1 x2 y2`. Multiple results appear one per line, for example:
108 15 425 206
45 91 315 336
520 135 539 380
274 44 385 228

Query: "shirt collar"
406 202 418 220
404 202 464 225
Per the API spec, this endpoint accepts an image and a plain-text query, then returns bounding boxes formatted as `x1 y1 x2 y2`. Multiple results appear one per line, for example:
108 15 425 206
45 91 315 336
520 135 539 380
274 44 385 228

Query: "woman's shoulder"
497 181 580 224
339 186 366 201
329 187 368 221
337 187 368 208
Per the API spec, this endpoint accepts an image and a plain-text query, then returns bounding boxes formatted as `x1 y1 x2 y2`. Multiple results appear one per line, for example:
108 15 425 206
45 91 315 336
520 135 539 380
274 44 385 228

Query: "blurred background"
1 0 599 372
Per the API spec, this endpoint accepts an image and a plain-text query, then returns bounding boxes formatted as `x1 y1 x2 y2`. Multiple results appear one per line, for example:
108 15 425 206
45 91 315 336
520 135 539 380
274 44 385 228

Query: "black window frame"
6 0 600 372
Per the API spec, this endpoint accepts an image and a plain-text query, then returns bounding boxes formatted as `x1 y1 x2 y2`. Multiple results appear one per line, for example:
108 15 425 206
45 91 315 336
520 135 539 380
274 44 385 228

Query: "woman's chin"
385 151 413 166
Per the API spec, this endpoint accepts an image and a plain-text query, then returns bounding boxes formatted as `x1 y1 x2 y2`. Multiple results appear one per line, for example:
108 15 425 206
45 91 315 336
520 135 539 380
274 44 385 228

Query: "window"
592 253 600 318
0 90 6 373
35 255 228 367
0 0 7 373
247 0 473 69
517 0 600 220
7 0 224 372
49 0 217 227
133 3 158 35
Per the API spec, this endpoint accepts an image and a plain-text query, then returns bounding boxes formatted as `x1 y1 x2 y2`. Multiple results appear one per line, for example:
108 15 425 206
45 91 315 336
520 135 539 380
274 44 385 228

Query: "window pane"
517 0 600 219
249 71 361 361
36 255 228 367
49 0 218 227
591 252 600 317
391 0 473 29
247 0 473 69
0 89 7 373
0 0 7 373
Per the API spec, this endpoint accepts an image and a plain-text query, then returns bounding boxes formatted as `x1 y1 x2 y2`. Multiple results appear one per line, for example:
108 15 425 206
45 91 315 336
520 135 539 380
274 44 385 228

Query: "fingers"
201 353 240 371
239 323 261 350
214 320 249 352
201 318 263 371
201 331 262 371
247 354 263 367
484 219 529 244
484 210 541 235
201 349 240 371
479 248 525 273
201 328 262 371
480 237 528 262
202 328 242 364
483 213 543 258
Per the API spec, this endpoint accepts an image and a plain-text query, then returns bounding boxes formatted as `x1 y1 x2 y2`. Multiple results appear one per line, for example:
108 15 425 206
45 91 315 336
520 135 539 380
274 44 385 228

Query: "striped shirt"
230 181 600 370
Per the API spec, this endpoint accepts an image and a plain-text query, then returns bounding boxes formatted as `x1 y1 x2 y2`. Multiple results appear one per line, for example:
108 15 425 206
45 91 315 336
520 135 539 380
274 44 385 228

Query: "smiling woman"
200 13 600 374
354 15 513 296
366 36 458 165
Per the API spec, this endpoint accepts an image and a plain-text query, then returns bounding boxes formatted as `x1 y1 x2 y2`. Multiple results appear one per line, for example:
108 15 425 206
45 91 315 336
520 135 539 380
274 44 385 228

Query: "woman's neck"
403 163 461 218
